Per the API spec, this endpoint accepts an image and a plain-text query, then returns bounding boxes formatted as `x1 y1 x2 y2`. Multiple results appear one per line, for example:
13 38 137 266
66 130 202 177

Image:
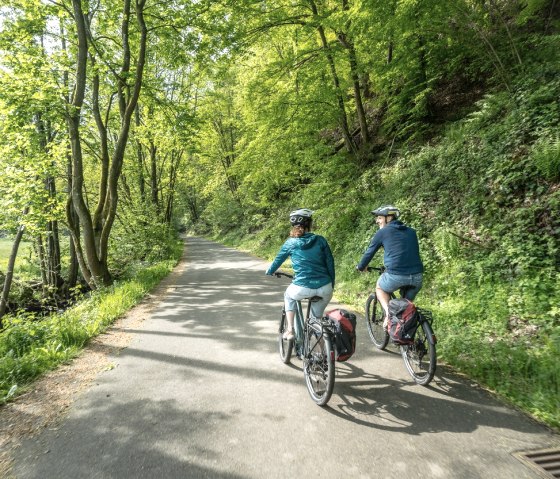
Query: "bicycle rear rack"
416 308 433 325
308 317 333 336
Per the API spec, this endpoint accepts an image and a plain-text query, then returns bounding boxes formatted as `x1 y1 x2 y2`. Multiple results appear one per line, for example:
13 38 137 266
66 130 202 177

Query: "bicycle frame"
275 272 335 405
293 300 306 348
292 297 331 357
364 267 437 385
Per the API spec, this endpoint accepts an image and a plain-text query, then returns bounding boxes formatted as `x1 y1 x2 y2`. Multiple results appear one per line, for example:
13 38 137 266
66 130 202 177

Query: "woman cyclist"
266 209 335 340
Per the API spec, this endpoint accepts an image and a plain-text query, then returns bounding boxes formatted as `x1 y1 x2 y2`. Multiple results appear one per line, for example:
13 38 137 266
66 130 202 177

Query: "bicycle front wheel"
278 309 293 364
401 320 437 385
365 293 389 350
303 327 335 406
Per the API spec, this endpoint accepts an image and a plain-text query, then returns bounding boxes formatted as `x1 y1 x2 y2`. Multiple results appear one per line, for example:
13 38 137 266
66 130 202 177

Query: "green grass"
0 238 32 271
0 240 183 404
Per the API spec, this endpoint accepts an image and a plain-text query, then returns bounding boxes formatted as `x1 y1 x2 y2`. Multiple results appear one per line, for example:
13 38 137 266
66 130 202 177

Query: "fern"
531 134 560 180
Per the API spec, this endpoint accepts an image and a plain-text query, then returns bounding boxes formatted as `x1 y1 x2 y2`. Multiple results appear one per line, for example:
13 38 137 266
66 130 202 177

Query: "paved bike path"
12 237 558 478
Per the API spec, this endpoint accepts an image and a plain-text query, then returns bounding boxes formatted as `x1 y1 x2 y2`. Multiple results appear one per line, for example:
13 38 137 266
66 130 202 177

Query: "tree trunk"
338 33 369 144
149 140 159 212
97 0 148 279
212 115 241 201
308 0 355 153
34 112 64 295
90 66 111 245
65 0 148 288
67 0 108 288
46 175 63 290
338 0 369 145
66 229 79 295
36 235 49 292
60 23 81 295
165 149 183 224
186 187 200 223
135 105 146 201
0 210 28 325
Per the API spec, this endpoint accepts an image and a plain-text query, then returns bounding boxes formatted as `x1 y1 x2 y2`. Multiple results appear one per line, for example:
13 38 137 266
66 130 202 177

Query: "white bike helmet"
371 205 400 219
289 208 313 226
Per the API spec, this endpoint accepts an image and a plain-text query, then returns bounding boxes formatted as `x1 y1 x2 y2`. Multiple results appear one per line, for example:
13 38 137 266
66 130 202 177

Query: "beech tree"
63 0 148 288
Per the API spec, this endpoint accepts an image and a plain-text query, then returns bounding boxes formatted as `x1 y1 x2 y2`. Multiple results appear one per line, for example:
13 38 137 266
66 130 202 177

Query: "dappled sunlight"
192 261 265 271
15 396 255 478
119 347 299 385
139 237 553 442
10 237 556 479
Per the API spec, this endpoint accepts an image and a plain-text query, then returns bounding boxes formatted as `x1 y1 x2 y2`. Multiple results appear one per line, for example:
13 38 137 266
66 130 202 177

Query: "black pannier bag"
387 298 419 344
326 309 357 361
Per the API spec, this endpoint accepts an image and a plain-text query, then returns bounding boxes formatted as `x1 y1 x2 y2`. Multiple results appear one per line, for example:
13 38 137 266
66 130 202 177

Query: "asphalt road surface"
12 237 559 478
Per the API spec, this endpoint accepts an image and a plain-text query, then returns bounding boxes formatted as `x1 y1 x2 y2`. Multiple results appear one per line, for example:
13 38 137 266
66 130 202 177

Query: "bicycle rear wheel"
303 325 335 406
401 320 436 385
365 293 389 350
278 309 293 364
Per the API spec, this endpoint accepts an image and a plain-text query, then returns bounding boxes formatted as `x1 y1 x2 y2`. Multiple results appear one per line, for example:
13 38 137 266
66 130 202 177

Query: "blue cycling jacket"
266 233 335 289
357 220 423 275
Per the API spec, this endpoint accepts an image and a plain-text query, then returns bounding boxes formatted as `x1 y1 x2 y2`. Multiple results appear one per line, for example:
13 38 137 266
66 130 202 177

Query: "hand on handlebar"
356 265 386 273
274 271 294 279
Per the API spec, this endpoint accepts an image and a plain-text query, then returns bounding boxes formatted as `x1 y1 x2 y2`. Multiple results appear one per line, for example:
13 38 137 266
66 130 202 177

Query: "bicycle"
364 267 437 386
275 272 335 406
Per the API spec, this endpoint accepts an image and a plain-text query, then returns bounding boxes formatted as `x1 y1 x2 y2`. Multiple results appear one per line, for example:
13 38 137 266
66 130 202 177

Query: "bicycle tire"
401 320 436 385
303 326 335 406
365 293 389 350
278 309 293 364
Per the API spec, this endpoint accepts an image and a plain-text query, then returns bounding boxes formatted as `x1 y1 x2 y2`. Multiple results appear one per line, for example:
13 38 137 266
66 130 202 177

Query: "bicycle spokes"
365 294 389 350
303 328 335 405
401 321 436 386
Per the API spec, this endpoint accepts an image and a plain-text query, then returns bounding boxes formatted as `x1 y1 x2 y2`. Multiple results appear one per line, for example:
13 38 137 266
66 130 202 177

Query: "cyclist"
266 209 335 340
356 205 423 321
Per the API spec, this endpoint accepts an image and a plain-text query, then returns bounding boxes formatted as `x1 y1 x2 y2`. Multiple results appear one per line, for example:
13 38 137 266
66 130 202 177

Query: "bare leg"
376 285 391 317
285 310 295 337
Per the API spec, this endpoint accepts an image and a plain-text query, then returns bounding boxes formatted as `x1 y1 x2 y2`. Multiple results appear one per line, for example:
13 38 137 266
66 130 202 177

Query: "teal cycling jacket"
266 233 335 289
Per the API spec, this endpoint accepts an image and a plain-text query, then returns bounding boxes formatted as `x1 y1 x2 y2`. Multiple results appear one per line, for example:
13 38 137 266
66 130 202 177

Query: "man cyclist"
266 209 335 340
356 205 423 321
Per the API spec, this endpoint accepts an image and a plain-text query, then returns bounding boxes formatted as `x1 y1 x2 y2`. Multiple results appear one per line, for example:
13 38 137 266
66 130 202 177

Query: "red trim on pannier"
387 298 419 344
326 309 357 362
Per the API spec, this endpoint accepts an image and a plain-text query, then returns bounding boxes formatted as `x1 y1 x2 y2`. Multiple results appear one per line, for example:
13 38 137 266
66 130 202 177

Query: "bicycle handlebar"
274 272 294 280
365 266 385 273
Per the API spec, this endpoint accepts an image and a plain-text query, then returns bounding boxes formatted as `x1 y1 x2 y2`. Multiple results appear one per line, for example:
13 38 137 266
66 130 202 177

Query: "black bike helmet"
371 205 400 219
289 208 313 226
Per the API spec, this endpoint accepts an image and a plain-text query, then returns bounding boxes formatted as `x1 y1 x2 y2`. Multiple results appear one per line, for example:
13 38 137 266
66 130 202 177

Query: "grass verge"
0 245 182 404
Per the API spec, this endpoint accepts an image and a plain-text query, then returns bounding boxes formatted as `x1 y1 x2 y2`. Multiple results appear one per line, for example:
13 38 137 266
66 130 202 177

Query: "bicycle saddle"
309 295 323 302
399 285 414 293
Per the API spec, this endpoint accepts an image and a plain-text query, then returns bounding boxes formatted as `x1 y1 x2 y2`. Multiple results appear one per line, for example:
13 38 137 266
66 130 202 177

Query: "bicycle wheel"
278 309 293 364
365 293 389 350
401 320 436 385
303 326 335 406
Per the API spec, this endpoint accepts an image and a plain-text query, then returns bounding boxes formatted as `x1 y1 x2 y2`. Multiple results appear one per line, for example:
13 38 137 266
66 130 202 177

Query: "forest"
0 0 558 429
